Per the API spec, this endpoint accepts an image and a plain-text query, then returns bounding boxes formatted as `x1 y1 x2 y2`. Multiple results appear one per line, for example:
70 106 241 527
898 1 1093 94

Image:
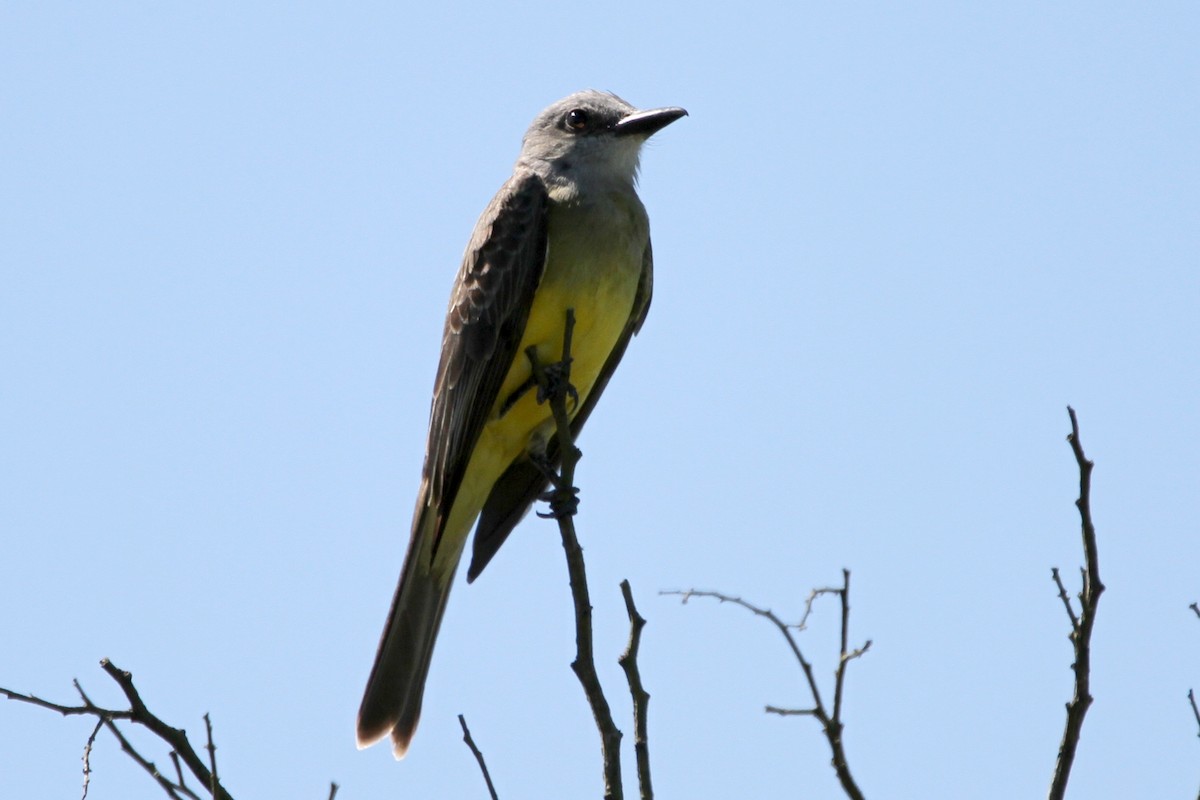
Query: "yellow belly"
436 195 646 551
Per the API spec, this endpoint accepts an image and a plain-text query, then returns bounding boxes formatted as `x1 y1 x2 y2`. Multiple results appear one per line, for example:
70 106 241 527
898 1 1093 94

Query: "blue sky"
2 3 1198 798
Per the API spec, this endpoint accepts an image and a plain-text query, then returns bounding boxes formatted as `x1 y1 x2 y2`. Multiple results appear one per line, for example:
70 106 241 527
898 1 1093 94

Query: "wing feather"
424 173 550 542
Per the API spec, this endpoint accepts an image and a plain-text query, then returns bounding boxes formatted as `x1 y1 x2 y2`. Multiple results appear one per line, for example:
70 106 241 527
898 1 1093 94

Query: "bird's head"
518 90 686 193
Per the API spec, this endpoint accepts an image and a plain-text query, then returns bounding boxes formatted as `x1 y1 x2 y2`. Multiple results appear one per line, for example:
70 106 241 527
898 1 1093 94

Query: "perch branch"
528 307 624 800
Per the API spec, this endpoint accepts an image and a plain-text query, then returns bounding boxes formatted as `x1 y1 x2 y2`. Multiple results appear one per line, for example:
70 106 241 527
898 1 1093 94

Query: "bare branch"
764 706 818 717
458 714 500 800
1047 406 1105 800
663 572 868 800
619 580 653 800
1 660 232 800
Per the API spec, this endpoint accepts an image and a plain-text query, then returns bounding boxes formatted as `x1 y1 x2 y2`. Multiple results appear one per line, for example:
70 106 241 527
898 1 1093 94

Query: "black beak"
613 106 688 138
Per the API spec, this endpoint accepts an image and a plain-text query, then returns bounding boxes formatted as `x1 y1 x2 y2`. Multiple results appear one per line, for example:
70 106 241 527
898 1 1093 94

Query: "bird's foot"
534 357 578 410
530 448 581 519
536 484 580 520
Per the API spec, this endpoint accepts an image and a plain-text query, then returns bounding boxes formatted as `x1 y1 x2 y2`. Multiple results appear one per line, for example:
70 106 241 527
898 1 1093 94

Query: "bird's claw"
529 449 581 519
534 358 578 410
536 484 580 520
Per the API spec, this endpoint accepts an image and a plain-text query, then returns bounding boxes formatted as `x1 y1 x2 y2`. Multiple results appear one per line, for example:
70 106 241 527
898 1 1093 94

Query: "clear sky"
3 3 1198 798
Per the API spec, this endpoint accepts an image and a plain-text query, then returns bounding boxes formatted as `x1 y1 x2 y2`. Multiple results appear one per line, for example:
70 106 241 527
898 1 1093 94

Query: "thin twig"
203 713 219 800
1047 406 1105 800
168 752 191 796
832 569 852 724
1192 688 1200 800
619 580 653 800
663 575 869 800
1187 690 1200 739
0 684 129 720
1050 568 1079 630
1184 605 1198 798
1191 606 1200 747
168 753 187 794
458 714 500 800
529 308 624 800
798 586 839 631
81 717 104 800
764 706 817 717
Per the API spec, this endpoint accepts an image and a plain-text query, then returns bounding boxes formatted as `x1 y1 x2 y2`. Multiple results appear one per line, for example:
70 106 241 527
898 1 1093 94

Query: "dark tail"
356 508 453 758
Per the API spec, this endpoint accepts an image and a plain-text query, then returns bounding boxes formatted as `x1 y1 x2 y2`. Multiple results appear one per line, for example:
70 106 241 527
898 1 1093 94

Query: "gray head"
517 90 686 191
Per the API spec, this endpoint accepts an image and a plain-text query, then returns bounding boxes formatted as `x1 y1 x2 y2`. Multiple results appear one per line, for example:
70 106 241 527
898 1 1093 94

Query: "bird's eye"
565 108 590 131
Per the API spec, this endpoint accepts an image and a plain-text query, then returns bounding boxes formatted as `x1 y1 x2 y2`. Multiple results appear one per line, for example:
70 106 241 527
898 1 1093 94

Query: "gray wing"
425 172 549 549
466 237 654 582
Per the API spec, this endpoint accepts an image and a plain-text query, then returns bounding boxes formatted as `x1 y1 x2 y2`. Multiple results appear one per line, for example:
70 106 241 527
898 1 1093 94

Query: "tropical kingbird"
356 90 686 757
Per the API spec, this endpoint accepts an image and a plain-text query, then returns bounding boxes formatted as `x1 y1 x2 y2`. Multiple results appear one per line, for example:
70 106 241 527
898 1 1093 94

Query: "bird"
356 90 686 758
